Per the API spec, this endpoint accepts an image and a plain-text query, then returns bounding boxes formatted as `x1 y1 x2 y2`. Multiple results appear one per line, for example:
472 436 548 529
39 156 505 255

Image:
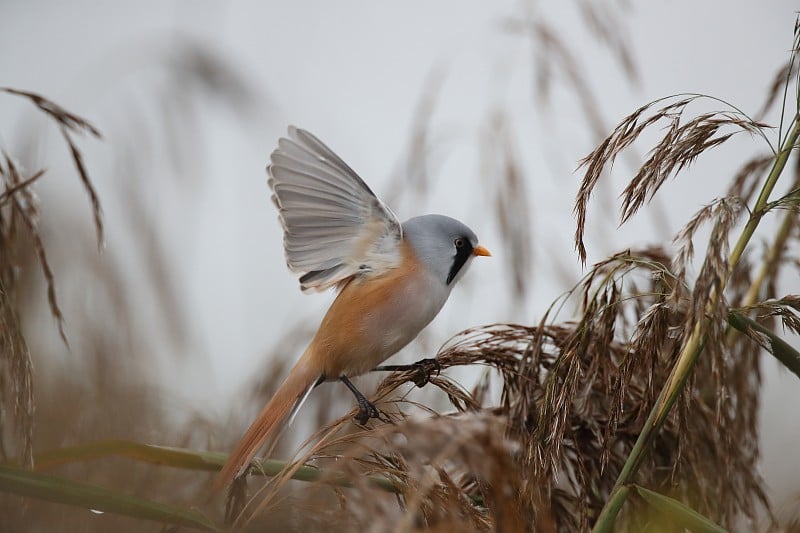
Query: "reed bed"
1 7 799 533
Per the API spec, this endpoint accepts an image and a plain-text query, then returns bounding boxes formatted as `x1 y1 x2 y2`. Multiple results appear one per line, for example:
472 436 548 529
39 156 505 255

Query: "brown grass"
2 5 800 533
226 242 768 531
223 15 800 533
0 40 260 530
0 88 103 472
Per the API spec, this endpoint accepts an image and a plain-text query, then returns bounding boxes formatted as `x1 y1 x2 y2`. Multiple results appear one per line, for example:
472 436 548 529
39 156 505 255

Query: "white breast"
352 268 451 375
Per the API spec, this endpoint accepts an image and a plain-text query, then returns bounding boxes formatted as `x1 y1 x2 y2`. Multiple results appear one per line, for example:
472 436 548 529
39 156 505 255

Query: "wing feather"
268 127 402 291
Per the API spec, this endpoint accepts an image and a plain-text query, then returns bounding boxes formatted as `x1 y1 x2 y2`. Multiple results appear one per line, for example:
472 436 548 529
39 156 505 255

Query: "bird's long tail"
213 350 321 492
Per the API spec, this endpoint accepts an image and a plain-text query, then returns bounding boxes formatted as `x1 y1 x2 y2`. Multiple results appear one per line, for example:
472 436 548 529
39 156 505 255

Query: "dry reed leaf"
59 127 104 247
0 88 102 138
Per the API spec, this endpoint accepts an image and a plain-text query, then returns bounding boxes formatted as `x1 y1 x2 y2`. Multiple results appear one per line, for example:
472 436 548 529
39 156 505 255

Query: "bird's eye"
454 238 465 248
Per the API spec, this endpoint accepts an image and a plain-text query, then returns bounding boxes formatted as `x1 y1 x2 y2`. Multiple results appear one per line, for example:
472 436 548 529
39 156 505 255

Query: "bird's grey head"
402 214 487 287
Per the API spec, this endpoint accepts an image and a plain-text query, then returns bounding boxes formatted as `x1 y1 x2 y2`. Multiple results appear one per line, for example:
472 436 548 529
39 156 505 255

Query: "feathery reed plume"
226 14 800 533
1 88 103 246
4 5 798 533
0 37 260 530
0 89 102 470
228 240 766 529
575 96 770 263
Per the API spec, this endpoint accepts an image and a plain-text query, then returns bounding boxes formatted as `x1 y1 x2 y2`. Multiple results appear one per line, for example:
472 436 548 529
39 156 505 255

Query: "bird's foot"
354 397 381 425
407 358 441 387
224 475 248 524
371 357 441 387
340 374 382 425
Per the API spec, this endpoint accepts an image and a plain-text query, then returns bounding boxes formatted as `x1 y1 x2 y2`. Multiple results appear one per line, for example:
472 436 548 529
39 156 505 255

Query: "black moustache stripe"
446 244 473 285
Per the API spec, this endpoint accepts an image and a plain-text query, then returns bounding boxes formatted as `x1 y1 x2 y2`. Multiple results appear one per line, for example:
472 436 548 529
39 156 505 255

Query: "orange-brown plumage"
215 127 489 493
214 242 427 491
212 351 319 492
309 240 425 377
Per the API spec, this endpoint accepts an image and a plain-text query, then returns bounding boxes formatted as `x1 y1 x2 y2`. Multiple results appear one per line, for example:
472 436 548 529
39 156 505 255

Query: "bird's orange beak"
472 245 491 257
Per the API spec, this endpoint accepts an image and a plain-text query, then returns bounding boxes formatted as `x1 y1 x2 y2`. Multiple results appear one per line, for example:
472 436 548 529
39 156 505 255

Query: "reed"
1 7 799 533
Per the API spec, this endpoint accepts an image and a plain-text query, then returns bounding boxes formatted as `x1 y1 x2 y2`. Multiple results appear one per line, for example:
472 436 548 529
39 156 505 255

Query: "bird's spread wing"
268 126 403 292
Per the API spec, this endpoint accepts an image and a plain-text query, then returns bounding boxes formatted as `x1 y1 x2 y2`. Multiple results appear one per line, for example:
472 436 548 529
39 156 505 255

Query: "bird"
214 126 490 490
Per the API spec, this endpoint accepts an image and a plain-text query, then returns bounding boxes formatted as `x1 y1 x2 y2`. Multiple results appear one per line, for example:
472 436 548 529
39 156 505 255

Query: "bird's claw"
409 358 441 387
354 398 381 425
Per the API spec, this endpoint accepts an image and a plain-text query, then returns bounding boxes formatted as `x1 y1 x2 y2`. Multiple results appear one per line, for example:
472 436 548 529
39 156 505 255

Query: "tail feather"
213 352 321 492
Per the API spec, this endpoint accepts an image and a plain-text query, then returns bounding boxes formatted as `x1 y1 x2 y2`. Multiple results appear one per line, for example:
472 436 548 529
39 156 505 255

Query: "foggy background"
1 0 798 520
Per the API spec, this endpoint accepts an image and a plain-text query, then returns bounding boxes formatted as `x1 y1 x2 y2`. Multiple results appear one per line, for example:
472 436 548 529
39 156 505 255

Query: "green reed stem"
592 115 800 532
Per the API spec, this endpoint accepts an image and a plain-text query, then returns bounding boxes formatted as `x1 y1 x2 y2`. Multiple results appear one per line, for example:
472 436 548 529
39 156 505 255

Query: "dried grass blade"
0 170 45 206
2 154 68 344
0 87 102 138
60 127 104 247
